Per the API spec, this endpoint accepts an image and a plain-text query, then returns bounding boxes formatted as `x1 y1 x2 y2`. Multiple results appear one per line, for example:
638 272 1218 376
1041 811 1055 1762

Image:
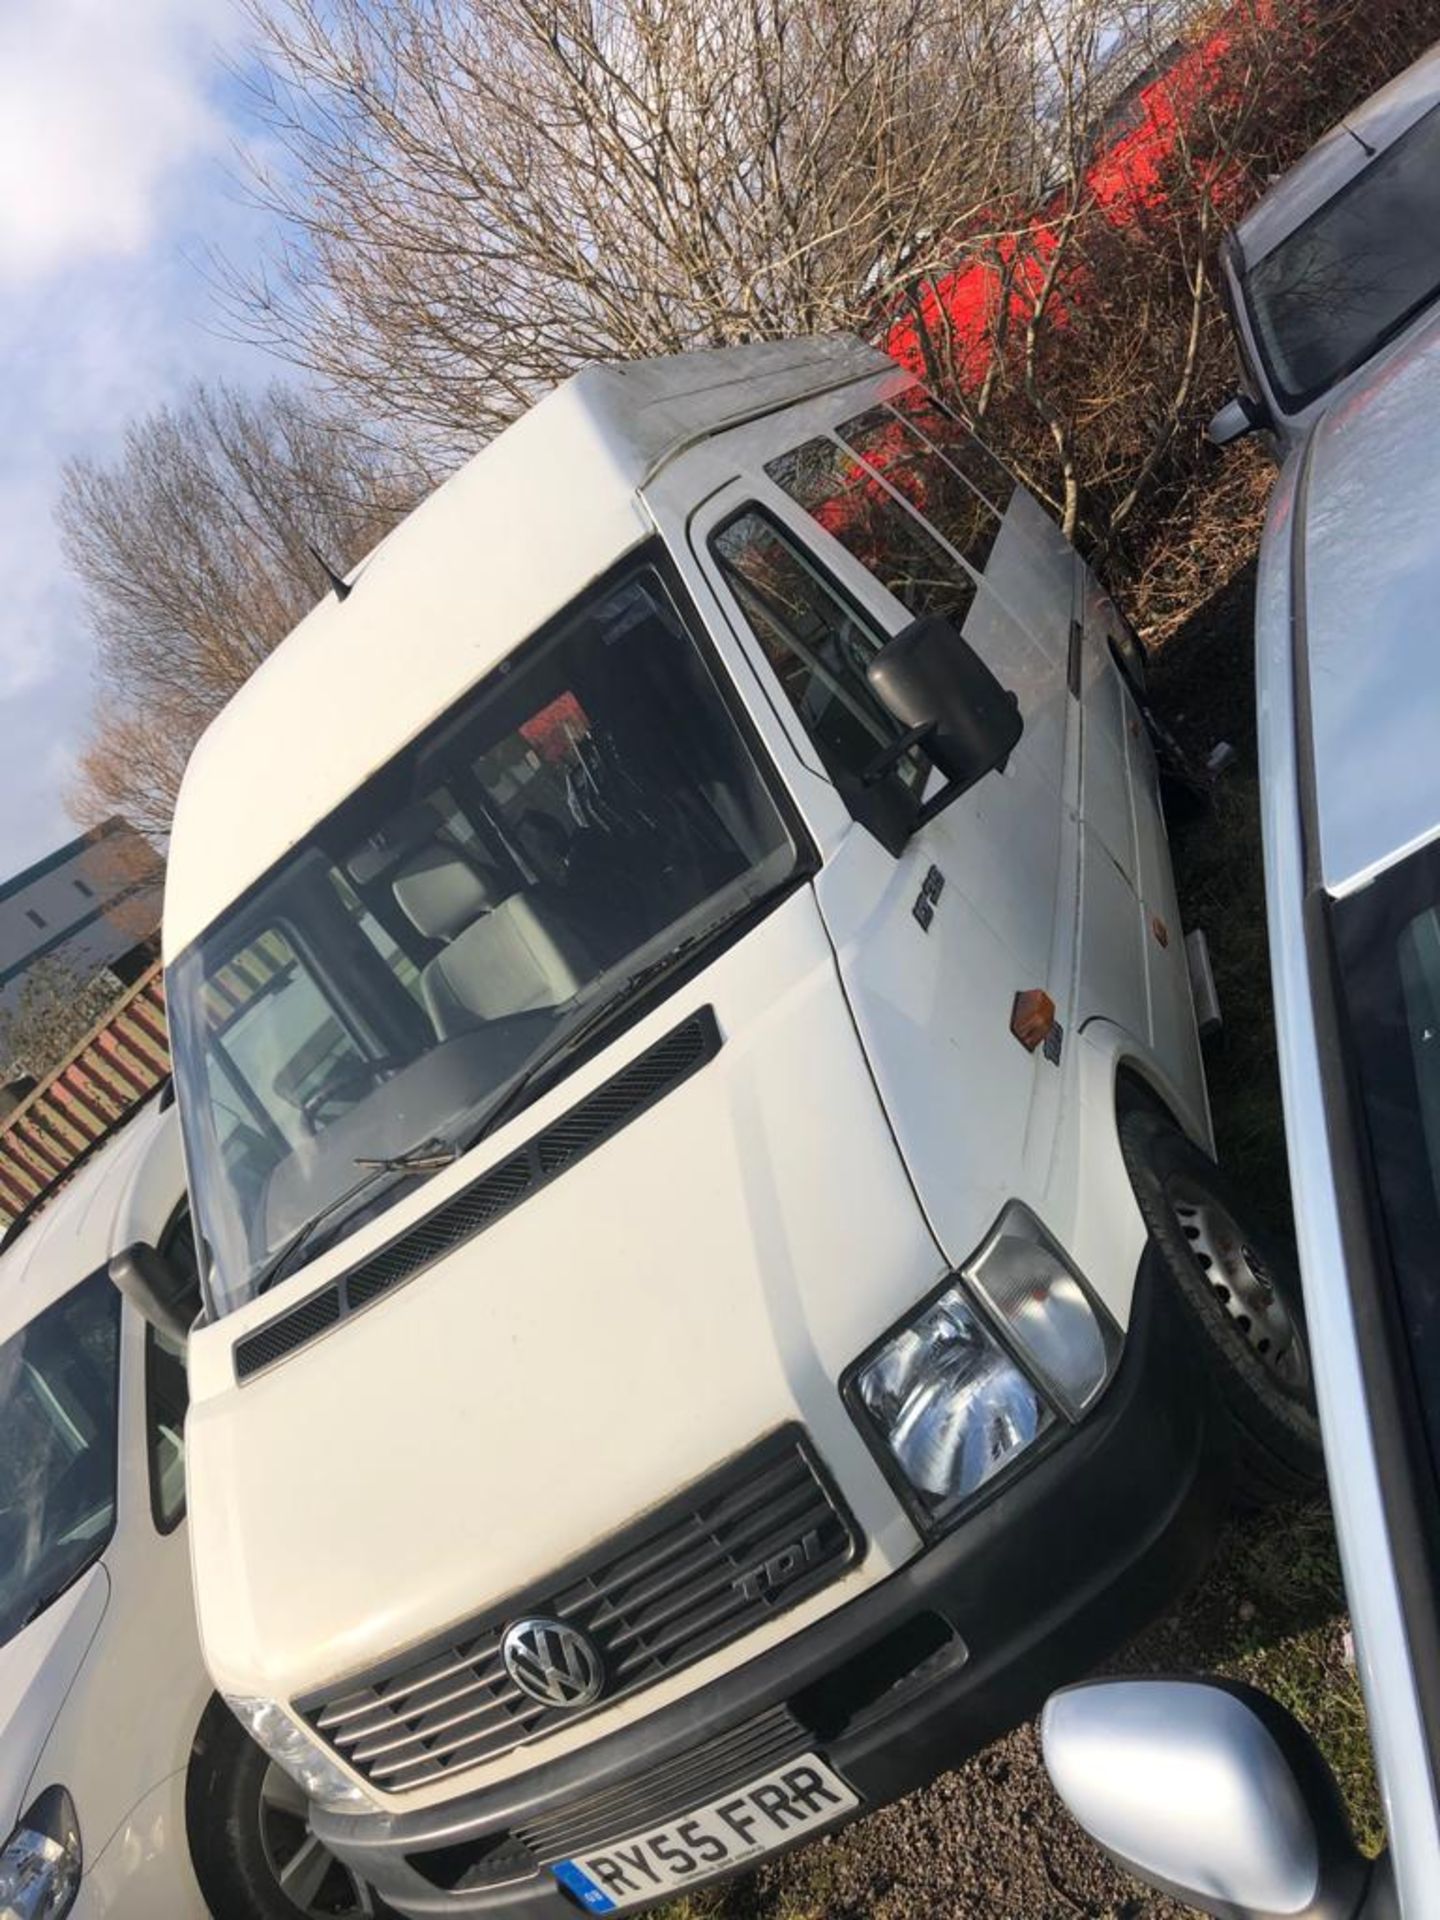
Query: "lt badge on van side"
913 865 946 931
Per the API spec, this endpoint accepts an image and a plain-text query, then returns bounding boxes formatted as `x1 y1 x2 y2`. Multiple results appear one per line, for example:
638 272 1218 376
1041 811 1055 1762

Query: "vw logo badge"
501 1617 604 1710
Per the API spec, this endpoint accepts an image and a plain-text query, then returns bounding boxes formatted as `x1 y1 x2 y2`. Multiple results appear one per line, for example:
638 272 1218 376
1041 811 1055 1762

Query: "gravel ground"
667 555 1375 1920
677 1502 1363 1920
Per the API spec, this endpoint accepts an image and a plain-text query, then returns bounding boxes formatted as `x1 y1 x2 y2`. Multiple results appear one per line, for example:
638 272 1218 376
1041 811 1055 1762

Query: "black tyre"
1119 1106 1325 1506
188 1701 393 1920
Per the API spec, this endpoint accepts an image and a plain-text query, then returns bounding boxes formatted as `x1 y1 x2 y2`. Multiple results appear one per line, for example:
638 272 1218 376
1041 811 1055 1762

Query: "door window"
885 388 1014 515
765 436 978 632
0 1273 120 1644
835 406 1001 577
710 508 926 808
145 1328 189 1531
146 1205 196 1531
209 928 377 1150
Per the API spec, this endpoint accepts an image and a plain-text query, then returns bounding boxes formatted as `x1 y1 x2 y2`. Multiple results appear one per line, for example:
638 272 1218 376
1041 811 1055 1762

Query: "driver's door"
682 389 1081 1271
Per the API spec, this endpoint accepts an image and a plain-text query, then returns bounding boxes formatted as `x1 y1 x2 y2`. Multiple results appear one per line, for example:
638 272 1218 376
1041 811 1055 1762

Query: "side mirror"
866 614 1022 825
1042 1678 1386 1920
1208 393 1269 446
109 1241 199 1345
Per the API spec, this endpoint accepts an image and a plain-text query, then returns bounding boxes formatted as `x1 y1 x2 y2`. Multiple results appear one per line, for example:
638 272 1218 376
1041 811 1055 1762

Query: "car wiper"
354 1145 459 1174
456 913 751 1154
19 1545 106 1630
253 1139 456 1297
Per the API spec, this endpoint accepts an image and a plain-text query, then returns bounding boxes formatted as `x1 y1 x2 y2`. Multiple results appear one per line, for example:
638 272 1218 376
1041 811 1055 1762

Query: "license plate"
549 1753 857 1912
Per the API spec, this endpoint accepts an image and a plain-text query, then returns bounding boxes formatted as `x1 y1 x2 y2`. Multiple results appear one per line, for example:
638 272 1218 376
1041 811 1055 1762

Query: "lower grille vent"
517 1704 809 1861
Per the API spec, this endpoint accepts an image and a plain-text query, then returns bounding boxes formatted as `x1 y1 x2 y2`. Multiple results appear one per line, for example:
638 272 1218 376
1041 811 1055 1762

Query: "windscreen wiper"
19 1545 107 1631
253 1138 457 1296
354 1146 459 1173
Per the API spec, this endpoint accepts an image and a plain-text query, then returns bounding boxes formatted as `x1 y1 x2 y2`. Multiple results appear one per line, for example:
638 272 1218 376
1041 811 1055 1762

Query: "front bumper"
316 1250 1226 1917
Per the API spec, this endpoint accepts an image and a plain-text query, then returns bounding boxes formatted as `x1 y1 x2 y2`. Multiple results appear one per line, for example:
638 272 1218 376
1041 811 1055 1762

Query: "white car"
156 337 1324 1917
1210 38 1440 457
0 1097 383 1920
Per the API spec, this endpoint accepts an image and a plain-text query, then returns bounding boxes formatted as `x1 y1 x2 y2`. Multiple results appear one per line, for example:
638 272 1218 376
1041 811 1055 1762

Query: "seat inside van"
390 842 588 1035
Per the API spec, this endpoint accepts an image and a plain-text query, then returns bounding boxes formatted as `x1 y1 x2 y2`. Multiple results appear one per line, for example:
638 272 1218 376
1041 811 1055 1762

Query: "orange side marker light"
1010 989 1056 1053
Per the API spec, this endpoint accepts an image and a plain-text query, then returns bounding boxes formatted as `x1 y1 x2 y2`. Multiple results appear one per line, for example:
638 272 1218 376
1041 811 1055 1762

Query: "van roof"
1235 41 1440 268
164 335 896 958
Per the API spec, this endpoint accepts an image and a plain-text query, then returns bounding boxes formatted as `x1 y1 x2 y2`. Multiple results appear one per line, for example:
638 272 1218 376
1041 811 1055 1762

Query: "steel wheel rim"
1168 1176 1311 1398
258 1762 376 1918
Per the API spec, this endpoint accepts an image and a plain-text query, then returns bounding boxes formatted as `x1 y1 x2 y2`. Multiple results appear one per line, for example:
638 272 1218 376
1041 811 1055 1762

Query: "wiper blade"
20 1547 105 1629
354 1146 458 1174
254 1139 453 1296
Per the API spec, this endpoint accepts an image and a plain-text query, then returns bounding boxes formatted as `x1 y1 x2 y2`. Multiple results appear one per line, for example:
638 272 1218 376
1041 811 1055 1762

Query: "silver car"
1210 39 1440 457
1043 284 1440 1918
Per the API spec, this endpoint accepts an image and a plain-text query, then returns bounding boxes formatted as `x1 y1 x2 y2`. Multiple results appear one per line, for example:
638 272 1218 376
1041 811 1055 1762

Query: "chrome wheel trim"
258 1763 376 1918
1168 1176 1311 1398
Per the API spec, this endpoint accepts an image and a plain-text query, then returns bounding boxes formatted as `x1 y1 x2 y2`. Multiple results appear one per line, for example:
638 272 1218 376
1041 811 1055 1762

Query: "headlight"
964 1203 1117 1419
850 1207 1117 1528
0 1787 82 1920
224 1696 373 1812
854 1285 1051 1524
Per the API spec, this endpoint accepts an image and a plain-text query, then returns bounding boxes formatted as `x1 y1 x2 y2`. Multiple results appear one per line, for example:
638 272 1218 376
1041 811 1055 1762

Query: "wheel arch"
1113 1052 1213 1159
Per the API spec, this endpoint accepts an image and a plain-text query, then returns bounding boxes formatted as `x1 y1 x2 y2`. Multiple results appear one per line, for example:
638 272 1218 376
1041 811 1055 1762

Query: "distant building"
0 818 165 1058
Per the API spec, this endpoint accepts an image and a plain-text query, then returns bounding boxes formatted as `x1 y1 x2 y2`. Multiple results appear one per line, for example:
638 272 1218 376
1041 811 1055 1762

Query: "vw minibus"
151 337 1323 1916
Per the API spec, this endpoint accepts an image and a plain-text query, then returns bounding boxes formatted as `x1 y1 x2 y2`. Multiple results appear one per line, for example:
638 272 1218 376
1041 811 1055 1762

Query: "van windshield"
1244 103 1440 410
0 1271 121 1648
168 560 802 1319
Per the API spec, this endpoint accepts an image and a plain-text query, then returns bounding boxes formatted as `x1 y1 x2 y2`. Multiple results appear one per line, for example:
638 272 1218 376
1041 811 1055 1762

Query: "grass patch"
1168 771 1292 1233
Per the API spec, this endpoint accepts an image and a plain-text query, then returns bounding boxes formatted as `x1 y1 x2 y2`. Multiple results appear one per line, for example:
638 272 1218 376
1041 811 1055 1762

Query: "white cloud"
0 0 278 872
0 0 229 284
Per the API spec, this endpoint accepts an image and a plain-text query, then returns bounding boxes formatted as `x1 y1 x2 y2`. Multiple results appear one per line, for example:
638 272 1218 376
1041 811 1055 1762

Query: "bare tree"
232 0 1060 442
903 0 1440 568
61 381 427 836
231 0 1436 555
158 0 1440 663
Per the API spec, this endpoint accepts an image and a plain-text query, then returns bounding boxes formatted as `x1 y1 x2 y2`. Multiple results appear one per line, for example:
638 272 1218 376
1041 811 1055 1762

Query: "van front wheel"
1119 1107 1325 1507
188 1701 394 1920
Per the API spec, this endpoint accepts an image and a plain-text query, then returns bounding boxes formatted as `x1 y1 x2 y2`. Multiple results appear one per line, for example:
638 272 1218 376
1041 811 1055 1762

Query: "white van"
154 337 1323 1917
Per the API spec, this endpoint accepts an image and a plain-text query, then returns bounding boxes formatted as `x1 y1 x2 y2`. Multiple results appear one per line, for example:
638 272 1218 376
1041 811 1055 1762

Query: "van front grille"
300 1428 859 1792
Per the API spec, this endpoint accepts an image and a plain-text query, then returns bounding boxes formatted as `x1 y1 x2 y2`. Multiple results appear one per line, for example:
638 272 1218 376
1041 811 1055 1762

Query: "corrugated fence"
0 962 170 1233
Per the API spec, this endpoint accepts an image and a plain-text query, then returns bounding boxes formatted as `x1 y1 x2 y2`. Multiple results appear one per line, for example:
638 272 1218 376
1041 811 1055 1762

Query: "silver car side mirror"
1208 394 1268 446
1041 1678 1390 1919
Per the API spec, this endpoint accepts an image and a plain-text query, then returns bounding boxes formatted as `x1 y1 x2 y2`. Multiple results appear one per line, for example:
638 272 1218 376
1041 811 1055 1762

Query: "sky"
0 0 275 876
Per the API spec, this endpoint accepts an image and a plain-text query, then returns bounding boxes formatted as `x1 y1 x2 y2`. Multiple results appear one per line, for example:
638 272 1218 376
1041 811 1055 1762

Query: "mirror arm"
911 691 1020 827
861 722 935 787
